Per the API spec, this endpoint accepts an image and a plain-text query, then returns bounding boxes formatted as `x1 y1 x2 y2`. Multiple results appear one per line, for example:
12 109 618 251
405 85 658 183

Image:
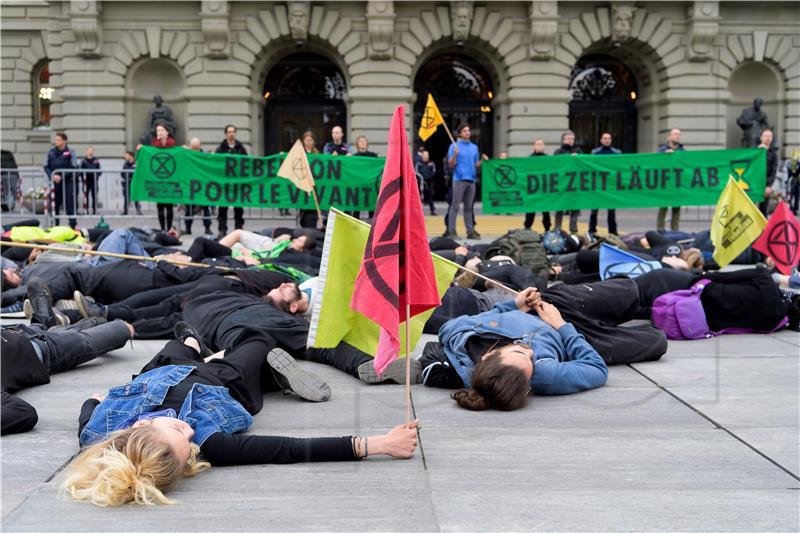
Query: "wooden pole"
405 303 412 424
0 241 233 271
310 188 324 230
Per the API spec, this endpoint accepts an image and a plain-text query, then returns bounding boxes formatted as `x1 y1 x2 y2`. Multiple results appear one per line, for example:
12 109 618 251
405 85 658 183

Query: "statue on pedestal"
736 97 769 148
139 95 177 145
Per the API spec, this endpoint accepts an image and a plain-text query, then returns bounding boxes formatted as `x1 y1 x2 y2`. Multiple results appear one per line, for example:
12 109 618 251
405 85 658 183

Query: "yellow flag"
418 94 446 141
277 139 315 193
711 177 767 267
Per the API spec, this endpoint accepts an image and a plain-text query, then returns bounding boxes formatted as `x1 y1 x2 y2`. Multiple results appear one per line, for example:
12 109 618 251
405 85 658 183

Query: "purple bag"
652 279 788 340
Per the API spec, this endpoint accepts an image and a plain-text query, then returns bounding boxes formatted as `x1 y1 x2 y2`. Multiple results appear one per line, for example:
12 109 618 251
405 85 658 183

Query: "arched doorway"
569 54 638 154
262 52 347 154
125 58 186 147
413 53 495 199
726 62 781 149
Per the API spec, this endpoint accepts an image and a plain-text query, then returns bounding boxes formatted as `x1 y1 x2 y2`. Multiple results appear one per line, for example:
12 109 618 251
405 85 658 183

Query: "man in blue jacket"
44 131 78 228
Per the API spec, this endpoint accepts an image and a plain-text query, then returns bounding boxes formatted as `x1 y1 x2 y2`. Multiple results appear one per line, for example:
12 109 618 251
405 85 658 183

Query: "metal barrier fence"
0 167 301 231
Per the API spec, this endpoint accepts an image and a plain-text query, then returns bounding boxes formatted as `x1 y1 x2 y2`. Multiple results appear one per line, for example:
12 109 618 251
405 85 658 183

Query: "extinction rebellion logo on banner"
481 148 766 212
131 146 386 210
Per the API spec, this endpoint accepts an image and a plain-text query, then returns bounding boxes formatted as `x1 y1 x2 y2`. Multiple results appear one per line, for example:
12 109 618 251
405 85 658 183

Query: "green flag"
307 209 458 356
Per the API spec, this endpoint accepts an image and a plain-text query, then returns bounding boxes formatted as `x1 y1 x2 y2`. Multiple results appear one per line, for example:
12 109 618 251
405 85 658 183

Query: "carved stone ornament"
687 1 719 61
450 1 473 43
611 1 636 43
288 1 311 42
200 1 229 58
69 1 102 57
529 1 558 61
367 1 395 59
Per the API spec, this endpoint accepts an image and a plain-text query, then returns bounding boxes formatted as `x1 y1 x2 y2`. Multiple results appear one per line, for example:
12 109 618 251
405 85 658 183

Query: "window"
33 61 52 128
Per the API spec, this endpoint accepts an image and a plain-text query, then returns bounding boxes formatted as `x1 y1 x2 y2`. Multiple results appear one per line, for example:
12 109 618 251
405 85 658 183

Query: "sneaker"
74 291 107 319
358 357 422 385
267 348 331 402
466 230 482 239
49 316 108 332
173 321 213 357
54 299 80 312
25 278 68 328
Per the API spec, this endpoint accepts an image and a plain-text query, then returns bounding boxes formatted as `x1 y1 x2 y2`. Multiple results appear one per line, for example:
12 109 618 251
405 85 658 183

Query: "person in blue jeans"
62 327 419 506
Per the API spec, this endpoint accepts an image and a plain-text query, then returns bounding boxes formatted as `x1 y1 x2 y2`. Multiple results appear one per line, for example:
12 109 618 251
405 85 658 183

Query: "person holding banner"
62 331 419 507
446 124 485 240
553 131 583 234
150 124 177 232
523 139 551 232
215 125 248 236
758 127 779 215
323 125 350 156
656 128 686 232
589 133 621 236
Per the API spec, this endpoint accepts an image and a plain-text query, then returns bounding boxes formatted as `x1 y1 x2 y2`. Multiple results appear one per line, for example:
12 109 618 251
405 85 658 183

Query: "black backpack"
482 229 550 280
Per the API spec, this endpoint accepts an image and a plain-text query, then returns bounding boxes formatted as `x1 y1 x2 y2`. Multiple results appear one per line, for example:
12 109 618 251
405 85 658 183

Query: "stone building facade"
2 1 799 169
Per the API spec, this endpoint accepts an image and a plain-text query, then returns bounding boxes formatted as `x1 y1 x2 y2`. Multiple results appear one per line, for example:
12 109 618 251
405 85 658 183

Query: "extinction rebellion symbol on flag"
421 107 437 129
150 153 176 179
766 221 799 266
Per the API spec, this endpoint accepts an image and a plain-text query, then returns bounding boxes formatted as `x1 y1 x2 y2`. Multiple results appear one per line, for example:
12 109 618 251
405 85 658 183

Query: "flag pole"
0 241 233 270
310 188 324 230
405 302 412 424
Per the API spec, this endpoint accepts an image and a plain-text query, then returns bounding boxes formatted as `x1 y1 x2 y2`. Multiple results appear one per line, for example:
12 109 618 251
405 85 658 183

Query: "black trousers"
187 237 231 262
52 178 78 228
523 212 551 232
218 206 244 233
588 209 617 234
633 268 694 308
541 278 667 365
156 203 174 231
29 320 131 374
185 205 212 234
66 262 222 304
1 392 38 435
139 335 279 416
84 176 97 214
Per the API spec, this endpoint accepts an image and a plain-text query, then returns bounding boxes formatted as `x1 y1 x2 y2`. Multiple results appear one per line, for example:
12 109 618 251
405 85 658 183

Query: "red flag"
350 106 440 375
752 200 800 275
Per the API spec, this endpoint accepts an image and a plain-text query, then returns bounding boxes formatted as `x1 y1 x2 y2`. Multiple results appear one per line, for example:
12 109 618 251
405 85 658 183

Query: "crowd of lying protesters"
1 220 798 507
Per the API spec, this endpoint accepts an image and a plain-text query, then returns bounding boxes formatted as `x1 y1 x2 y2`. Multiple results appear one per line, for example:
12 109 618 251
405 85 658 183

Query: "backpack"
652 279 788 340
586 233 629 251
482 229 550 279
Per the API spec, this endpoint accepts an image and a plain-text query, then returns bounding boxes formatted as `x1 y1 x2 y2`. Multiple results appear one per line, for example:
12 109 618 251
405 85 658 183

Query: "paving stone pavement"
1 207 798 531
1 327 798 531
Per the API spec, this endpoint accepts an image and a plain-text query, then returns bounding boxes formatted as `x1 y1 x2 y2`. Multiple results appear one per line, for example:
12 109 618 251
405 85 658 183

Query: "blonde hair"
62 426 209 506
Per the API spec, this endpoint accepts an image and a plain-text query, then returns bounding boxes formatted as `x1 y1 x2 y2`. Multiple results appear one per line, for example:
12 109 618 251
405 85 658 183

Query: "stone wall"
2 1 798 166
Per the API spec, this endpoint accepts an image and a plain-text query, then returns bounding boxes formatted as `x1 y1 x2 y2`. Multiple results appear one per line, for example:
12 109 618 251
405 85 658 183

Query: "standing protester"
758 127 779 215
589 132 621 236
656 128 686 231
786 150 800 215
446 124 485 240
351 135 378 220
298 131 320 227
184 138 212 236
323 125 350 156
553 130 583 234
415 150 437 215
44 132 78 228
121 151 142 216
79 147 101 215
150 124 177 232
523 138 551 232
215 125 247 236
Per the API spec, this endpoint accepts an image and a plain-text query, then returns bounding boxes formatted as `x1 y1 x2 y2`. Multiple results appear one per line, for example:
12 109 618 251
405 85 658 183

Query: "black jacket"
215 140 248 155
553 144 583 155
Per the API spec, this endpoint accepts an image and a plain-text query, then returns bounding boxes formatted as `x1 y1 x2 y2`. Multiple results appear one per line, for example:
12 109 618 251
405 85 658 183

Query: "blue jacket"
438 300 608 395
79 365 253 447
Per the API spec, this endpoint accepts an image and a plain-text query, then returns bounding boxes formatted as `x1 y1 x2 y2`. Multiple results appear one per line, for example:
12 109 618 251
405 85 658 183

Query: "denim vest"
79 365 253 447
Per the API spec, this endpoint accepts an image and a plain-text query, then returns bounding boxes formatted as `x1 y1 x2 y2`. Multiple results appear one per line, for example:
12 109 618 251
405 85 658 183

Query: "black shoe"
25 278 68 328
466 230 481 239
49 316 108 332
442 230 460 239
267 348 331 402
74 291 108 319
358 357 422 385
173 321 213 357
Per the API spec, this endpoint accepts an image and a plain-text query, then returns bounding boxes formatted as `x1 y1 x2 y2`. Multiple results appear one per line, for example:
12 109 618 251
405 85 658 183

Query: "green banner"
481 148 766 213
130 146 385 210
